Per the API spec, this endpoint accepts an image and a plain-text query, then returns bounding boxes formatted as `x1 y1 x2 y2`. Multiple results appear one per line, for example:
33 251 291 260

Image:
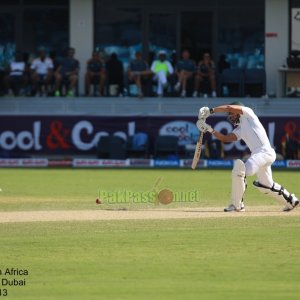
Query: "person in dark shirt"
106 53 124 97
174 50 196 97
54 47 79 97
194 52 217 98
127 51 152 98
85 51 106 96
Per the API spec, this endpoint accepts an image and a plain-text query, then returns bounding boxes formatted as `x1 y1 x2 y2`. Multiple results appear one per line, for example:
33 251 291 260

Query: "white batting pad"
231 159 246 209
253 181 296 209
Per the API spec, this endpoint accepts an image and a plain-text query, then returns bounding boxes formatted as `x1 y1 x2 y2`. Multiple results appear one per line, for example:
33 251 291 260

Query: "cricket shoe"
224 202 245 212
283 195 299 212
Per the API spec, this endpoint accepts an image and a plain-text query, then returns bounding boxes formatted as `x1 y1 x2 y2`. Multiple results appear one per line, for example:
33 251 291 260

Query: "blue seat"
127 133 149 157
219 69 244 97
97 136 127 159
244 69 266 97
154 135 178 158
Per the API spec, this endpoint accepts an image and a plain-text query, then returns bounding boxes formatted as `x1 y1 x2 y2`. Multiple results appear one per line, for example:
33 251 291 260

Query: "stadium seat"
109 136 127 159
97 136 110 158
154 135 179 158
219 69 244 97
97 136 127 159
244 69 266 97
127 132 149 158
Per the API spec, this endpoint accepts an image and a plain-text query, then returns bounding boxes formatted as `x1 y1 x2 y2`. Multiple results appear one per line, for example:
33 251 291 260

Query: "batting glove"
196 119 214 133
198 107 214 119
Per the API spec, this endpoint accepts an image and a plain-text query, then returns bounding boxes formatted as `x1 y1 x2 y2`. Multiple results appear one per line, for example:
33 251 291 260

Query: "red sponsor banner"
287 160 300 168
0 158 48 167
48 159 73 167
73 159 129 167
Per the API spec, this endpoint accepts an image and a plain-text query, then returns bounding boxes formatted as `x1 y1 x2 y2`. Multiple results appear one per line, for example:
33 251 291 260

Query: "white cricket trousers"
154 71 167 95
245 148 276 188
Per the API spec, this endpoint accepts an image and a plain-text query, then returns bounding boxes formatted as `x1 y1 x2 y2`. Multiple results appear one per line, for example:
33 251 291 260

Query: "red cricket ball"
96 198 102 204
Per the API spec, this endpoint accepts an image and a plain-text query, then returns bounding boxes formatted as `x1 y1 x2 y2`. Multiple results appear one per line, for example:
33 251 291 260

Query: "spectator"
174 49 196 97
85 51 106 96
150 50 174 97
127 51 152 98
106 53 124 97
54 47 79 97
6 51 28 96
194 52 217 98
30 49 54 96
218 54 230 74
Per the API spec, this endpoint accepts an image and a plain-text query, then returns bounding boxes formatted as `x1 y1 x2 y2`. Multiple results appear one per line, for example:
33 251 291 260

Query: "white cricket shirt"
30 57 53 75
232 107 272 153
10 62 25 76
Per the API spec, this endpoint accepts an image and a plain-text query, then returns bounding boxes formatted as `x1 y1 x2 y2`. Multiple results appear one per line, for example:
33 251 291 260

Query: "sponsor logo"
207 159 233 167
272 160 286 168
154 159 180 167
0 122 42 151
181 159 206 168
159 121 199 145
48 160 73 167
73 159 129 167
0 159 48 167
287 160 300 168
129 159 153 167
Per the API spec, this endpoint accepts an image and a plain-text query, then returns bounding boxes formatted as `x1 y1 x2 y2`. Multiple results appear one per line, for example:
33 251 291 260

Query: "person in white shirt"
31 49 54 96
150 50 174 97
8 51 27 96
197 102 299 212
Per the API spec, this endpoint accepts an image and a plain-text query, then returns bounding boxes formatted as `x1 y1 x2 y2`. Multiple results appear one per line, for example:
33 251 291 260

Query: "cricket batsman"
196 103 299 212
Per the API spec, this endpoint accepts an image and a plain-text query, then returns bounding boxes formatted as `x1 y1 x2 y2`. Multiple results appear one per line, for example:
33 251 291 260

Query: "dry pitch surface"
0 206 299 223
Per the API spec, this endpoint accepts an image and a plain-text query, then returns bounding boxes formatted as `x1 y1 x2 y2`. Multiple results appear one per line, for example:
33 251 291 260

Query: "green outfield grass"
1 218 300 300
0 169 299 211
0 169 300 299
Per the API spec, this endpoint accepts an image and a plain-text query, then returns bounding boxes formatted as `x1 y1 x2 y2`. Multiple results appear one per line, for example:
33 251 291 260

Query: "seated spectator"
30 49 54 96
85 51 106 96
150 50 174 97
54 47 79 97
127 51 152 98
194 52 217 98
7 51 28 96
174 49 196 97
106 53 124 97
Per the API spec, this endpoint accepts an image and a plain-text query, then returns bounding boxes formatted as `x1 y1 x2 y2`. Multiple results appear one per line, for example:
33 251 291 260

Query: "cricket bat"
191 131 204 170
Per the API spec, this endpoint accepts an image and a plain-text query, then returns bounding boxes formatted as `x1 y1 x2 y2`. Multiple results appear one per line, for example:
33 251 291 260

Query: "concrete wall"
70 0 94 95
265 0 289 96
